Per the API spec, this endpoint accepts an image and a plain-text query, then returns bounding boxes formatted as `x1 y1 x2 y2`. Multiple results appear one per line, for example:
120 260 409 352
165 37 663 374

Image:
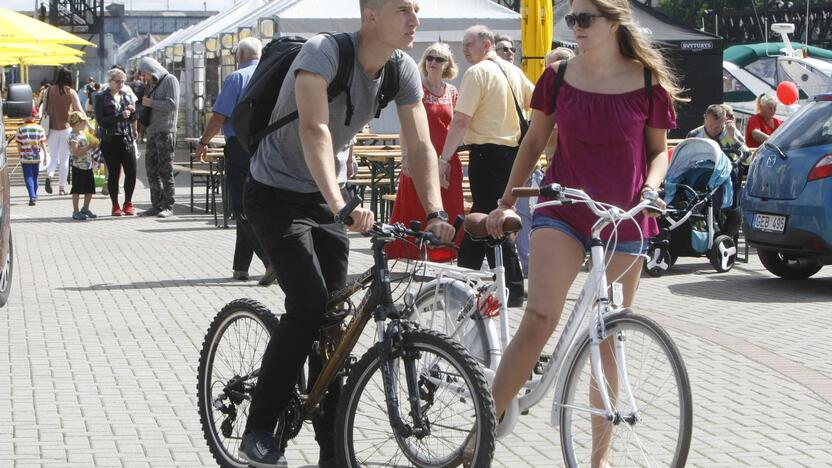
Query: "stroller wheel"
709 235 737 272
645 244 671 277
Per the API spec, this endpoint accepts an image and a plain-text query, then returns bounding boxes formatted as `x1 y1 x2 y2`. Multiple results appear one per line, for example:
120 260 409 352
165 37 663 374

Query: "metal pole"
99 0 105 81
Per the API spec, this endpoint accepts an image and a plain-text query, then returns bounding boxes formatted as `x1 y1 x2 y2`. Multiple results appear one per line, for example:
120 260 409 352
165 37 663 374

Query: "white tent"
136 0 520 136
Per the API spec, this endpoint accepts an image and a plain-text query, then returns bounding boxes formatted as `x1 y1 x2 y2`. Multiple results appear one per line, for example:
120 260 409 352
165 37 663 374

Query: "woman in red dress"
387 42 464 261
745 93 783 147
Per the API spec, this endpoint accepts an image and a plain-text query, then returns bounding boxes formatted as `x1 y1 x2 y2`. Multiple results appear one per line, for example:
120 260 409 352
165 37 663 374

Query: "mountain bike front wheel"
335 328 496 467
558 311 692 468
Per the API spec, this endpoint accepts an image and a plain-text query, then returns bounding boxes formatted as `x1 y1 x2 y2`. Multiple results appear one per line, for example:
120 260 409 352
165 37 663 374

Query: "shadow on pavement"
58 277 268 291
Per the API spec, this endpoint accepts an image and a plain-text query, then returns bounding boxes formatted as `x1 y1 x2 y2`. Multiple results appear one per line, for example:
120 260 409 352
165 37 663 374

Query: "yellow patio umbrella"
0 42 85 59
0 55 84 66
521 0 553 83
0 7 95 46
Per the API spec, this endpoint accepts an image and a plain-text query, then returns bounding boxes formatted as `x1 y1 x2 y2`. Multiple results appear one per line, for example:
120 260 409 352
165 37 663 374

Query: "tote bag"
39 88 51 138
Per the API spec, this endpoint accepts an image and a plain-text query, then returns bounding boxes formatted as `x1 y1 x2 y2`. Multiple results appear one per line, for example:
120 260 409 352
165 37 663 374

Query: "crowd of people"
16 58 180 219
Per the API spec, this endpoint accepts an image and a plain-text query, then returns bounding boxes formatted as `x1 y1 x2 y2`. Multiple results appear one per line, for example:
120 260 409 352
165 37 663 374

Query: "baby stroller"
645 138 742 276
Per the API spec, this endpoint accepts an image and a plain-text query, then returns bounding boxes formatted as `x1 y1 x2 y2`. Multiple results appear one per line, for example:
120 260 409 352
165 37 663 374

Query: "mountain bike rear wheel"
197 299 279 468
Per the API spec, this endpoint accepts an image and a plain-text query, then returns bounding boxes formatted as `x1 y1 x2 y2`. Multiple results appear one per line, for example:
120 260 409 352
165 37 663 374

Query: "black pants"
243 177 348 458
458 144 525 300
101 135 136 205
225 138 268 272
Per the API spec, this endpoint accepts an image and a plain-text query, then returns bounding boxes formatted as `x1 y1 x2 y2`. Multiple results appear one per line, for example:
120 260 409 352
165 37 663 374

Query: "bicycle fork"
378 318 430 439
588 305 641 426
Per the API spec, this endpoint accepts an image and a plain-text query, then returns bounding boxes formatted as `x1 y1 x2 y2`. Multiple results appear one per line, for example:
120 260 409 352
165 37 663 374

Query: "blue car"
742 94 832 279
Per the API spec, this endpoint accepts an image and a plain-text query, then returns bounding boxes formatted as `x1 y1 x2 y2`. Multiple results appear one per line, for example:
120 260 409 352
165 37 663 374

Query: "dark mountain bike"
197 199 496 467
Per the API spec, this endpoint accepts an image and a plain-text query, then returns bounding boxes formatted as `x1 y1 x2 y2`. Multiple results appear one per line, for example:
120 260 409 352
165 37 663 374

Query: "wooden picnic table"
355 149 402 219
183 136 226 147
355 133 399 145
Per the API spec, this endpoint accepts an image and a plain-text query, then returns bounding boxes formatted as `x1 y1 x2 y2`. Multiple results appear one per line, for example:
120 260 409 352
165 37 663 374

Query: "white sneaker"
157 209 174 218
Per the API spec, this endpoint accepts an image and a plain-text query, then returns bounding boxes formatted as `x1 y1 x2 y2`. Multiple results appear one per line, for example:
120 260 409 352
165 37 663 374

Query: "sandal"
59 187 67 196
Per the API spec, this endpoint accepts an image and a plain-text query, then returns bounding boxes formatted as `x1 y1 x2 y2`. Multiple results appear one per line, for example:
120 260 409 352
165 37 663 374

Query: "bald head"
236 37 262 62
462 25 494 64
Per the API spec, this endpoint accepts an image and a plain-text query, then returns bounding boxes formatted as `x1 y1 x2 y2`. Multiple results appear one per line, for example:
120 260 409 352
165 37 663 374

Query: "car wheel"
0 230 12 308
709 235 737 273
645 244 671 277
757 248 823 279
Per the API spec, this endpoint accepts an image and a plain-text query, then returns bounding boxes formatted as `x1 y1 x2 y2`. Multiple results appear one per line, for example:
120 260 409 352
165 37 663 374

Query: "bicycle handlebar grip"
512 187 540 197
338 196 363 226
453 214 465 232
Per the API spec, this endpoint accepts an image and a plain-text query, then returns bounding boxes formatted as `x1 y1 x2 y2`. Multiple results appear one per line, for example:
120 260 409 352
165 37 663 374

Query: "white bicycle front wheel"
559 311 692 468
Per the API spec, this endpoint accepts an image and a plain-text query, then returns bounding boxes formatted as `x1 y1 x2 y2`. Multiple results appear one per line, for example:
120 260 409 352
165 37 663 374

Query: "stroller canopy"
663 138 734 209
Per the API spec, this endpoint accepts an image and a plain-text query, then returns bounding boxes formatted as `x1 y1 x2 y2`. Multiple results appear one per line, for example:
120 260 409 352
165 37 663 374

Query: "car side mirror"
3 83 35 119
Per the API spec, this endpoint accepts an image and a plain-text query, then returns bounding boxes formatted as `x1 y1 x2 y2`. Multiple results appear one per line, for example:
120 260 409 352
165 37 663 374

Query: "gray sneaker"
80 208 97 219
72 211 87 221
141 207 161 217
157 209 174 218
238 431 288 468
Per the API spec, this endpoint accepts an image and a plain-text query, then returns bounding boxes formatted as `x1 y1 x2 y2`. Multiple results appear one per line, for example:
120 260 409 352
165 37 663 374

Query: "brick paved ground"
1 160 831 467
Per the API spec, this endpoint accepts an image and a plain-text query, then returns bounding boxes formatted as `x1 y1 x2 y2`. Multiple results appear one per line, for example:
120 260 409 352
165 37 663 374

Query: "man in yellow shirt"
439 24 534 307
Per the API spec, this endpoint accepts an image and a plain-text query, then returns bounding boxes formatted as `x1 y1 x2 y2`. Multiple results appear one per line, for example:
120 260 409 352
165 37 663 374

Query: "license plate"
753 213 787 233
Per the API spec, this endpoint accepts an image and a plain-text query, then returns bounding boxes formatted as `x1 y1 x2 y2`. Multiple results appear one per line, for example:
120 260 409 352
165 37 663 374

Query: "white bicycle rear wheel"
410 279 494 369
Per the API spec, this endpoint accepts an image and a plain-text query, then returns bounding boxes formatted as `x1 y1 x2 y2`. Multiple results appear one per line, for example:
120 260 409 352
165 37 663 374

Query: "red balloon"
776 81 799 105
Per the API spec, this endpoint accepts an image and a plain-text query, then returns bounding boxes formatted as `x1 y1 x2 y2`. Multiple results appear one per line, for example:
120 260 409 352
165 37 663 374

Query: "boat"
722 23 832 127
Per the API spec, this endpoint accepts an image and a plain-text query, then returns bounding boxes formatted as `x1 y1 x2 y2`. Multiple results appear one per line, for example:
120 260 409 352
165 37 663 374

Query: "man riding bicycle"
240 1 455 466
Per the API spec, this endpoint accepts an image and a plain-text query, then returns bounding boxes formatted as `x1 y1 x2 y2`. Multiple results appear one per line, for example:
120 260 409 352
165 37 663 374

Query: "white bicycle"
405 183 693 467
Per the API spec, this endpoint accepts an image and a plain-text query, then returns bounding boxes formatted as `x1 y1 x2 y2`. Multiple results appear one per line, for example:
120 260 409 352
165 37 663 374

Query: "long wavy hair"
572 0 687 112
53 67 73 95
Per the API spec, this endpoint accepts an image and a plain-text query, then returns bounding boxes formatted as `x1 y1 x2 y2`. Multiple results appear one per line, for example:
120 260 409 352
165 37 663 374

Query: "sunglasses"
425 55 448 64
498 46 516 53
565 12 605 29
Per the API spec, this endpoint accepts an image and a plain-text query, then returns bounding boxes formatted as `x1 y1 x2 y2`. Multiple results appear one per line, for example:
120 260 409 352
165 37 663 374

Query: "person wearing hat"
15 105 48 205
67 111 99 220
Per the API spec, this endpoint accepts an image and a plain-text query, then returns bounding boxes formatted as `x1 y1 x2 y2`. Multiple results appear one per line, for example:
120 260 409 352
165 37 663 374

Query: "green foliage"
656 0 709 26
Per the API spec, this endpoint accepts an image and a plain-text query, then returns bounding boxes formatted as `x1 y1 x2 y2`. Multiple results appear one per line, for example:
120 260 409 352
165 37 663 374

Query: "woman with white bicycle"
485 0 681 465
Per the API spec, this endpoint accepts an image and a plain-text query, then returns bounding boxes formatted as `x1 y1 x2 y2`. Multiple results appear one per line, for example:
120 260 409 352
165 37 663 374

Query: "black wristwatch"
426 210 449 223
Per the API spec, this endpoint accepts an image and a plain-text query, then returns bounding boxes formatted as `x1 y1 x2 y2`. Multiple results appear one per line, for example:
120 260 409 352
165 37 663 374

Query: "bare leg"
72 194 80 212
589 252 643 468
492 228 585 419
83 193 93 210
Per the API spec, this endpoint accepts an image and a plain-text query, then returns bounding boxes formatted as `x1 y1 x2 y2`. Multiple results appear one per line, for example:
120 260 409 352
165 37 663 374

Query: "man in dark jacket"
138 57 180 217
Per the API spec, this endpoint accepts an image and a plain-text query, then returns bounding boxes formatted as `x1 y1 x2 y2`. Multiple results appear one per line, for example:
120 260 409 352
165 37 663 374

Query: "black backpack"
232 32 401 153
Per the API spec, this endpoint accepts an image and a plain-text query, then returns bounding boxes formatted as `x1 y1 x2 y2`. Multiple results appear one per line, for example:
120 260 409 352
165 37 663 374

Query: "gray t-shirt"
250 32 423 192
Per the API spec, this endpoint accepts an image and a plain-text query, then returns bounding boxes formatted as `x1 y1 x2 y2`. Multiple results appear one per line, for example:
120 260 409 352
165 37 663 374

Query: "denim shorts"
530 214 647 256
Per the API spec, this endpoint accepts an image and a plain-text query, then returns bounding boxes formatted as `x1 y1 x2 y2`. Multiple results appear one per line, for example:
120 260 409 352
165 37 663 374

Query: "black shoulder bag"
139 74 168 127
490 59 529 143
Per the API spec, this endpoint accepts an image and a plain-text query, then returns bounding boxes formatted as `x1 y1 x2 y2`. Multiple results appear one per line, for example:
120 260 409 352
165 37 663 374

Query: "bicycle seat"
464 213 522 242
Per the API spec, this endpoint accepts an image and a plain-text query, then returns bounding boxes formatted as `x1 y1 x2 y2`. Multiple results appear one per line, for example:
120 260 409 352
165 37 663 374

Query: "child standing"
15 107 48 205
67 111 98 220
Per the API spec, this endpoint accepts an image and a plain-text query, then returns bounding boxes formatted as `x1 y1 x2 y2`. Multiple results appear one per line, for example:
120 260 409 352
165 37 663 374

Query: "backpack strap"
644 67 653 116
329 32 355 125
375 55 400 118
552 60 567 112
